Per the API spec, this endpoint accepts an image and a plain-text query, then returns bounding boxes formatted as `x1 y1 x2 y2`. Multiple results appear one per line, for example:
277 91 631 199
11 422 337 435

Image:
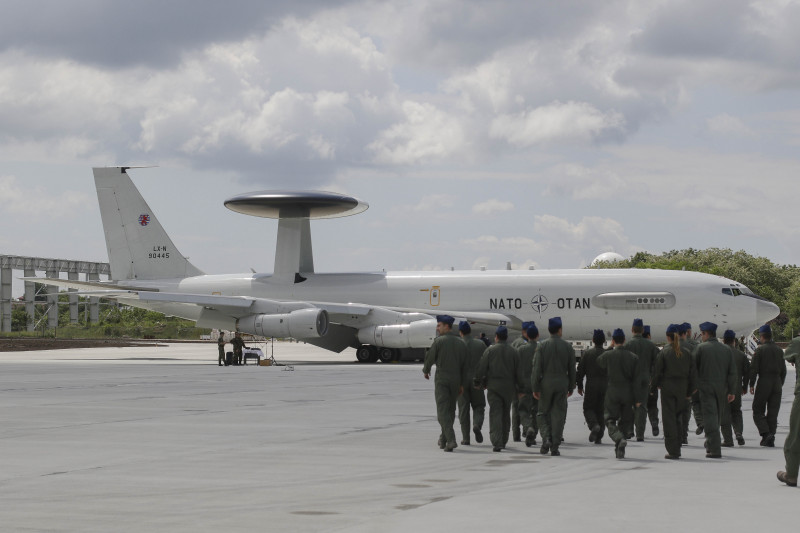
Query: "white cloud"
0 175 91 217
472 199 514 215
706 113 755 137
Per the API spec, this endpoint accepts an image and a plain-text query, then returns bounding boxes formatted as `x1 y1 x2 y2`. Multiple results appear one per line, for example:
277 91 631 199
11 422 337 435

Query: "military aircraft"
34 167 780 362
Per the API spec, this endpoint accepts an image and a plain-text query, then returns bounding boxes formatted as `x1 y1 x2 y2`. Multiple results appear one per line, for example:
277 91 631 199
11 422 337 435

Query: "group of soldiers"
217 331 248 366
423 314 800 486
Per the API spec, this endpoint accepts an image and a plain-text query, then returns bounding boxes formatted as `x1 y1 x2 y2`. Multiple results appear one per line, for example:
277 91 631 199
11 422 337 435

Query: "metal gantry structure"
0 255 110 332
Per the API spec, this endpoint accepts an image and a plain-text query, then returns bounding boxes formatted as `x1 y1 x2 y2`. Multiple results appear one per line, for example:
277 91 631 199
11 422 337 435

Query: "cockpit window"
722 288 743 296
722 288 732 296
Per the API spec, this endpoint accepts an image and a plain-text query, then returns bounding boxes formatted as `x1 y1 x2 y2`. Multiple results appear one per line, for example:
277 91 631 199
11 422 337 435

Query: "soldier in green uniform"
457 321 487 445
652 324 696 459
423 315 468 452
597 328 638 459
693 321 736 458
683 323 704 436
778 334 800 487
678 323 697 443
217 331 226 366
721 329 750 446
532 317 576 456
230 332 248 365
577 329 608 444
625 318 659 441
749 324 787 447
509 322 533 442
516 323 539 447
643 325 660 435
474 326 521 452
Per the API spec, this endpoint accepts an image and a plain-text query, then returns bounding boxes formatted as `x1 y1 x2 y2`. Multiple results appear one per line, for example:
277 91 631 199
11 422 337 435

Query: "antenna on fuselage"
224 191 369 283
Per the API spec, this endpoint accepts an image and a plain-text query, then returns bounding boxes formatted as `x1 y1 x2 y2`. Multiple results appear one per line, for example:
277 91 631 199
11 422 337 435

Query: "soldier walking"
532 317 576 456
597 328 638 459
474 326 521 452
652 324 696 459
625 318 659 441
423 315 468 452
643 325 660 434
693 321 736 458
457 321 487 445
749 324 786 447
577 329 608 444
721 329 750 446
516 323 539 447
510 322 533 442
778 333 800 487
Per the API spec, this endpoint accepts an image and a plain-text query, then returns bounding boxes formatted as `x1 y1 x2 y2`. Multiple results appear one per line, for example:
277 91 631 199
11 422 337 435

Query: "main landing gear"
355 345 402 363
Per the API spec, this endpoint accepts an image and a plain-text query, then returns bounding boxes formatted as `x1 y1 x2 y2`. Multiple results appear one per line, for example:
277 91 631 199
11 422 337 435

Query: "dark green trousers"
457 386 485 442
435 380 460 446
784 392 800 478
487 388 515 448
753 378 782 436
537 386 568 447
660 387 685 457
699 382 729 455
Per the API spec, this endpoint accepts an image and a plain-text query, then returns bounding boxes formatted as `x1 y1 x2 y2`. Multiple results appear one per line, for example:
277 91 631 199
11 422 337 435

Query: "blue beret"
723 329 736 340
759 324 772 335
632 318 644 327
666 324 680 334
592 329 606 343
496 325 508 336
436 315 454 326
612 328 625 338
521 321 532 329
549 317 562 329
643 325 650 335
677 323 687 334
682 322 692 330
458 321 471 333
526 324 539 338
699 321 717 333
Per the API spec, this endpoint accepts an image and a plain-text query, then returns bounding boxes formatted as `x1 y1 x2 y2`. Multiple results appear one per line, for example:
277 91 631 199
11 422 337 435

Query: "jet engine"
238 308 329 339
357 319 437 349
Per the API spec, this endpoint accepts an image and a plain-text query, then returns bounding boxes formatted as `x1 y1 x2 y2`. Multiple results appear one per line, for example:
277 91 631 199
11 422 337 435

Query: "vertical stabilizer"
94 167 204 280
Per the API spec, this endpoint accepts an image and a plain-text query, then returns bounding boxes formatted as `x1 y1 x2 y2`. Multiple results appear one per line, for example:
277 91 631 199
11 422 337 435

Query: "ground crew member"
230 331 248 365
722 329 750 446
510 322 532 442
457 321 487 445
643 325 660 434
577 329 608 444
423 315 468 452
625 318 659 441
652 324 696 459
597 328 638 459
532 317 576 456
217 331 226 366
516 323 539 447
778 334 800 487
694 321 736 458
474 326 520 452
749 324 786 447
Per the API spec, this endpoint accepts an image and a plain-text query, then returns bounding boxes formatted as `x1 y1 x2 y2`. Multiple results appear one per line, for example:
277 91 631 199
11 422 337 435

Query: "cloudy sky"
2 0 800 294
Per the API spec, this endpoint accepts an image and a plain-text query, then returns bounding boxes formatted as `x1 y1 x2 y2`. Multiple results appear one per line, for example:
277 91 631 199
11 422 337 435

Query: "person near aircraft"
682 323 704 437
678 323 697 442
510 322 533 442
721 329 750 446
597 328 639 459
423 315 468 452
217 331 226 366
749 324 786 448
532 317 576 456
643 325 660 434
230 331 248 365
625 318 660 441
457 321 487 445
778 333 800 487
651 324 696 459
693 321 736 458
516 323 539 447
474 326 520 452
577 329 608 445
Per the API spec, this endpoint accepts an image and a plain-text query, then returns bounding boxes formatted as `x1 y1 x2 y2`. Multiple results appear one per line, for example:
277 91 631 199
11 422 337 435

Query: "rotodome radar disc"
224 191 369 219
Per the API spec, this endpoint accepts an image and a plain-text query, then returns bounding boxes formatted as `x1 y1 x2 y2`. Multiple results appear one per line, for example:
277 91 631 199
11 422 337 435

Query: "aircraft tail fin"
93 167 204 281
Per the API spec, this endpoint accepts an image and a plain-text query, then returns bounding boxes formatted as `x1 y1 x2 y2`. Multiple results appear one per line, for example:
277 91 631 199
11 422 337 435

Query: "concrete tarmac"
0 341 796 532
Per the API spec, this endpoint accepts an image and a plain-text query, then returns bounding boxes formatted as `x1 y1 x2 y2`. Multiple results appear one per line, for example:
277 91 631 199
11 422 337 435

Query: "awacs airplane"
34 167 780 362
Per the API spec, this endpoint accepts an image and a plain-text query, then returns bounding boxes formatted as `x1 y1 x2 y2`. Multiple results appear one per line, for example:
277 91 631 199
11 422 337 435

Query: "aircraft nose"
756 299 780 325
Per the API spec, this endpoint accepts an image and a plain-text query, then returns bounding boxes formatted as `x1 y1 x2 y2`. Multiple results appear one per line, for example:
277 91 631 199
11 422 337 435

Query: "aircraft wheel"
378 347 396 363
356 345 375 363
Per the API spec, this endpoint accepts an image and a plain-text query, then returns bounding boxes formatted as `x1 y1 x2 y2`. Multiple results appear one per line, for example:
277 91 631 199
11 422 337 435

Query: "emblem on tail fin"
138 214 150 226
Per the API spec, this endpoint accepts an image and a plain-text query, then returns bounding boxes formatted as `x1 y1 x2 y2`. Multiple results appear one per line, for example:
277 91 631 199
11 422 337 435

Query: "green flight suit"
230 336 247 365
597 346 638 451
576 344 607 442
423 331 468 448
475 340 520 449
510 336 527 440
457 334 487 443
721 343 750 444
531 334 576 451
694 337 736 456
749 340 787 438
782 337 800 478
681 338 700 439
516 339 539 441
217 335 226 366
625 334 659 439
652 343 696 457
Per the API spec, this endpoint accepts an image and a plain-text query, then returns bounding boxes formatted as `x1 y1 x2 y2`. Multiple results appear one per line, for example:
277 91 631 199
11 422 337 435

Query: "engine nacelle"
238 308 329 339
357 319 437 349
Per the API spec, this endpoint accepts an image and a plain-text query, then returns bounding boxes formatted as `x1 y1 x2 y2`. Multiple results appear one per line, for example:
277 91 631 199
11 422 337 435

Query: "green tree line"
591 248 800 340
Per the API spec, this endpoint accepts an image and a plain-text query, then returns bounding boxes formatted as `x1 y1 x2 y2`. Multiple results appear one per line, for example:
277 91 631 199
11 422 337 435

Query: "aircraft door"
430 286 440 307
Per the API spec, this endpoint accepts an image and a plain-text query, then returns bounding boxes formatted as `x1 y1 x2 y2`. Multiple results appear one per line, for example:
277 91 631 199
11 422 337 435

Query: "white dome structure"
591 252 625 266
